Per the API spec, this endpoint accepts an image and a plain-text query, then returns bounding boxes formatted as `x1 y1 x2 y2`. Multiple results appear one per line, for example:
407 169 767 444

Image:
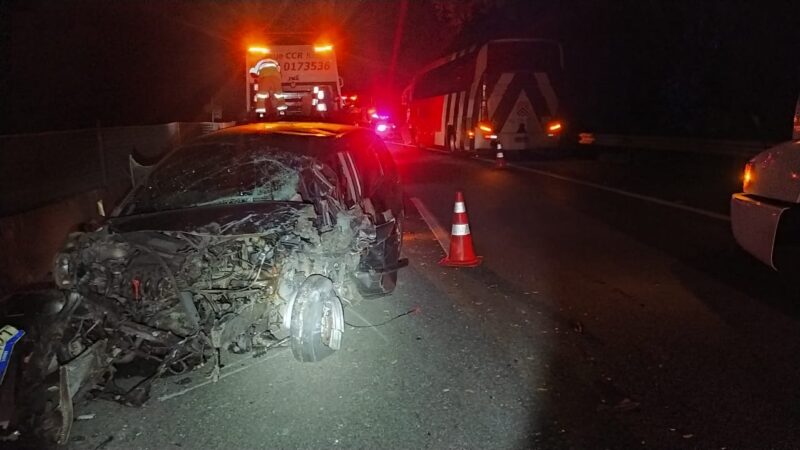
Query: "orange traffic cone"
495 144 506 168
440 191 482 267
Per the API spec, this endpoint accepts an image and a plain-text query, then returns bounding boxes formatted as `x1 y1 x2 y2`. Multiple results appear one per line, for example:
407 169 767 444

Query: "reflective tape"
452 223 470 236
454 202 466 213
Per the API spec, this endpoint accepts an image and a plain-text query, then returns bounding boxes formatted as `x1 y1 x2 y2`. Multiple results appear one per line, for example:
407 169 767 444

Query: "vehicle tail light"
546 121 563 136
743 162 754 190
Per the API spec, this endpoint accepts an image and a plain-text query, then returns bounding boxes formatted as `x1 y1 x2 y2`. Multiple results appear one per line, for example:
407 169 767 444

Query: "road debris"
597 398 640 413
94 435 114 450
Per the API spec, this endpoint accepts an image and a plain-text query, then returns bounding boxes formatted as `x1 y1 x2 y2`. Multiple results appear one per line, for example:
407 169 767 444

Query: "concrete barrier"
0 121 235 298
577 133 770 158
0 121 235 216
0 189 104 297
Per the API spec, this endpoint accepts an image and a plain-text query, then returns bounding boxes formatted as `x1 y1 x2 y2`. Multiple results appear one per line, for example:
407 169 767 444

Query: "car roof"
208 122 362 140
182 122 374 161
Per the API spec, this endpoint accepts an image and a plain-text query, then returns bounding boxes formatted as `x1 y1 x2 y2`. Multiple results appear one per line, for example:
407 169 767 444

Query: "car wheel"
290 275 344 362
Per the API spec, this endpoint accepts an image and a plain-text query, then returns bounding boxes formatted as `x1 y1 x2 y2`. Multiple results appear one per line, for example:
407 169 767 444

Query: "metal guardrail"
577 133 770 158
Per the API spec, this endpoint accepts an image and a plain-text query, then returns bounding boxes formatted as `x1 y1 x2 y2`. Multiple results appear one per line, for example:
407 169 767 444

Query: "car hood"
745 140 800 203
108 202 310 235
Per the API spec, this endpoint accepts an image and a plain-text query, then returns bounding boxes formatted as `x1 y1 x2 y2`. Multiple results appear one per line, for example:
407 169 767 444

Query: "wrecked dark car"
3 122 404 444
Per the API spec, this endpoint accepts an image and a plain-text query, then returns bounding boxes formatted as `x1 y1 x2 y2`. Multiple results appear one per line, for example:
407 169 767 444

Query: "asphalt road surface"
62 143 800 449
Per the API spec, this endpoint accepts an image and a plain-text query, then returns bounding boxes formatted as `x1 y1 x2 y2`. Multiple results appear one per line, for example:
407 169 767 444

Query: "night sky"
1 0 798 140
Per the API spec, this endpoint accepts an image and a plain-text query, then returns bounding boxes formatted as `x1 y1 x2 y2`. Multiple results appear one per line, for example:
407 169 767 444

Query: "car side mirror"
129 153 154 187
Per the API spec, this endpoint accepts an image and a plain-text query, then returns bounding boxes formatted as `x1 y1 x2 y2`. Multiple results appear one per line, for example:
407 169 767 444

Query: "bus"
404 38 566 152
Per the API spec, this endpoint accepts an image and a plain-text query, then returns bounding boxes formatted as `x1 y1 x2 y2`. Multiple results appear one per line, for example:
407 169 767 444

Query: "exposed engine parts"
48 200 374 413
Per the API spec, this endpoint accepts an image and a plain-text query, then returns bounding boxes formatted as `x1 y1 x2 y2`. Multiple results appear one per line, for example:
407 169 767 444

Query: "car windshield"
122 142 308 215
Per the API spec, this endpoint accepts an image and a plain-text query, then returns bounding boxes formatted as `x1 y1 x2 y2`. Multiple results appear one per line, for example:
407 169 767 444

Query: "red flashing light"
248 46 270 54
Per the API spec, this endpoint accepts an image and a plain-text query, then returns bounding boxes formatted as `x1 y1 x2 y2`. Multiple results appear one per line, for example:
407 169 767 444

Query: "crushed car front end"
10 123 405 445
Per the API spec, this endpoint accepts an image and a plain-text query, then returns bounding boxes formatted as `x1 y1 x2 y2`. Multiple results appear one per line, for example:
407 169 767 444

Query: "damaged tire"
290 275 344 362
358 216 404 297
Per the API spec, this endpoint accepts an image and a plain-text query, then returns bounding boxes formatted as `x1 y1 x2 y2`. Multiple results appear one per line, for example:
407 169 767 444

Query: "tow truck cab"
245 44 343 120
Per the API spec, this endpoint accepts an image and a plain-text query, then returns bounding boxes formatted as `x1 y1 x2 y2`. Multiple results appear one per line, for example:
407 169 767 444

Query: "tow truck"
246 42 343 120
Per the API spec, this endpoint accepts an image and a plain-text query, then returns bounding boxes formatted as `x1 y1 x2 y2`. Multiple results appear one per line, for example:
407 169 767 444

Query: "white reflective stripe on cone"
454 202 466 213
497 152 504 158
452 223 470 236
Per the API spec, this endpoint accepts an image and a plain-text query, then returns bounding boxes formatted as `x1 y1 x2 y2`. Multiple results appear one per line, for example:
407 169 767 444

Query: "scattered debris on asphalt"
94 435 114 450
597 398 640 413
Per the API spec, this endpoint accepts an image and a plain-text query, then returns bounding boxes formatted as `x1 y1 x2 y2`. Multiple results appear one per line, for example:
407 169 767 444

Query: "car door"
344 131 400 221
344 131 403 271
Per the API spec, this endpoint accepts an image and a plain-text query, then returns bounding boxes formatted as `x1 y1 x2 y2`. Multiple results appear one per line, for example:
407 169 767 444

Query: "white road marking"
410 197 450 254
389 143 731 222
510 164 731 222
158 348 288 402
345 307 391 343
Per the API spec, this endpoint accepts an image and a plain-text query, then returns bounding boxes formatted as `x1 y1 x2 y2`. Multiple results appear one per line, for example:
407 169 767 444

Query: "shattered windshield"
123 142 309 215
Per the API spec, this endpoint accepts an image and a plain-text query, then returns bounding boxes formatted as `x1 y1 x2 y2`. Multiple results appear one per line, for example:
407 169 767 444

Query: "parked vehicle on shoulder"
731 97 800 276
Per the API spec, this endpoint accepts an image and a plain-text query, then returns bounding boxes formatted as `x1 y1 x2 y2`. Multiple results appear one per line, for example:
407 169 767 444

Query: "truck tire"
290 275 344 362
